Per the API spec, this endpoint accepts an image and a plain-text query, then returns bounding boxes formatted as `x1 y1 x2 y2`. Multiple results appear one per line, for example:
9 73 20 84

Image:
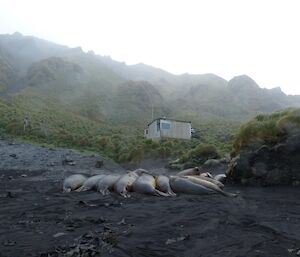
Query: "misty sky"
1 0 300 95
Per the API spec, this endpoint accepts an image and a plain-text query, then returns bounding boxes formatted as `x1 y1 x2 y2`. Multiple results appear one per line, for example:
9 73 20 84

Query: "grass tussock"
233 108 300 154
179 144 220 165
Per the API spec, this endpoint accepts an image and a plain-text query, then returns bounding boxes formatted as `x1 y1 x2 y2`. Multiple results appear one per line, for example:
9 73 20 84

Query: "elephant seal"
214 174 227 183
192 176 225 189
132 174 169 196
114 172 140 197
76 174 106 192
169 176 215 195
63 174 87 192
184 176 237 197
199 172 213 178
155 175 176 196
97 175 120 195
177 167 200 176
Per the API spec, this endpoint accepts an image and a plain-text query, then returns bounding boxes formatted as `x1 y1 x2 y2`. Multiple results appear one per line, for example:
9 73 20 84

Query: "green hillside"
1 32 300 163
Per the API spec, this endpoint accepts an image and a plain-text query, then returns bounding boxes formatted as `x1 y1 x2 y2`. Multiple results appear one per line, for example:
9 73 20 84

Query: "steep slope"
0 50 16 92
0 32 125 95
26 57 85 90
110 80 170 125
0 32 70 76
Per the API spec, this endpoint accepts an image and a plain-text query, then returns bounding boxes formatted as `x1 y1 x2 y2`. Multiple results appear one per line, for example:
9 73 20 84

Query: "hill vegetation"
1 32 300 163
233 108 300 155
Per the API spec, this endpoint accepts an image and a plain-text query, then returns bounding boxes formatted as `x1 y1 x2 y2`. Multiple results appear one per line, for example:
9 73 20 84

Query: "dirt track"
0 140 300 257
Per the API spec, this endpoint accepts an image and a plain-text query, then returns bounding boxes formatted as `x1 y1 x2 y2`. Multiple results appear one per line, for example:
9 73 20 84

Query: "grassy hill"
1 32 300 162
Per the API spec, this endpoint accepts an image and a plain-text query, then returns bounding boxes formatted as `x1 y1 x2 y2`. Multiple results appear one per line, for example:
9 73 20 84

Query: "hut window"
161 122 171 130
157 121 160 131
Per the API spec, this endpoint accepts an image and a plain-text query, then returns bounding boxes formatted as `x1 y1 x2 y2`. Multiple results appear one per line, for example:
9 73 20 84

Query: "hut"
144 118 192 140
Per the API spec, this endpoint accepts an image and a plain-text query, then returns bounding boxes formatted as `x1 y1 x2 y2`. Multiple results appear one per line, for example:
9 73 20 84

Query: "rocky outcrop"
227 133 300 185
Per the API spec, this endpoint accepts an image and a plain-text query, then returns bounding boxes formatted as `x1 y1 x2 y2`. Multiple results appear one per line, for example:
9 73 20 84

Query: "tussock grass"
179 144 220 164
233 108 300 154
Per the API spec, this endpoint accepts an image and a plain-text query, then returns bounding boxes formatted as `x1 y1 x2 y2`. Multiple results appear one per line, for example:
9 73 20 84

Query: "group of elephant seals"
63 174 87 192
63 166 235 197
173 167 236 196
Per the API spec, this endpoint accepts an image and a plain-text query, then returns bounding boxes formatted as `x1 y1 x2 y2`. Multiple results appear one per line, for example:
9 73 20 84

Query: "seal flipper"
222 191 239 198
153 189 171 197
168 191 177 196
99 189 110 196
74 186 85 192
120 192 131 198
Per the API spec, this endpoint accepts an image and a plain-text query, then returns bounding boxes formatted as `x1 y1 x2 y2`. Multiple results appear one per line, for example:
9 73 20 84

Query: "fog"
1 0 300 94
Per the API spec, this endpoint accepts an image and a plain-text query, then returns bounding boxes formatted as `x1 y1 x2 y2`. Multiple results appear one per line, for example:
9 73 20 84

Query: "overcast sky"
1 0 300 94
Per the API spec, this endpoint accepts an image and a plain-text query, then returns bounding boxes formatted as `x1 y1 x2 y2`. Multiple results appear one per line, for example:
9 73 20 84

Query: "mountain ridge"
0 32 300 125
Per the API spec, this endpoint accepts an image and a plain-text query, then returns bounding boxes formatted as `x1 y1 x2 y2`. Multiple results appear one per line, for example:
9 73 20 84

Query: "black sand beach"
0 140 300 257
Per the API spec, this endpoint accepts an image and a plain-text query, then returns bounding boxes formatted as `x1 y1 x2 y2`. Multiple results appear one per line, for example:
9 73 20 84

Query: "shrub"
179 144 219 164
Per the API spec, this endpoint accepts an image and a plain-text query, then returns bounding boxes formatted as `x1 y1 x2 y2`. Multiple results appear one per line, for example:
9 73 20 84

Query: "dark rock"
228 133 300 185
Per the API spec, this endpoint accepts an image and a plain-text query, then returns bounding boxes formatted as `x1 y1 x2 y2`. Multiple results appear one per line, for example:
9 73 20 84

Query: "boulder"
228 133 300 185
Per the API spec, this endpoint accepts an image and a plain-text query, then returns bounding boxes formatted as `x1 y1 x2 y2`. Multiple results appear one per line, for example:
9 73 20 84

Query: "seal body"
177 167 200 176
169 176 214 195
184 176 236 197
114 172 139 197
155 175 176 196
77 174 106 192
97 175 120 195
192 176 225 189
132 174 169 196
63 174 87 192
